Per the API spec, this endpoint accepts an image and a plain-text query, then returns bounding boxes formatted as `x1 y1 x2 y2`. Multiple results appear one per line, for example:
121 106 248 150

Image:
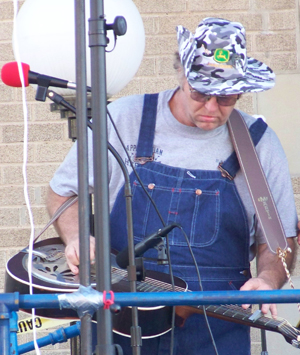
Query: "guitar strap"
227 109 300 342
227 107 294 266
34 195 78 243
227 109 288 254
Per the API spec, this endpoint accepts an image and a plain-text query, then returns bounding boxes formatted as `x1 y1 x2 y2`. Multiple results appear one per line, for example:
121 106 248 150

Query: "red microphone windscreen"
1 62 30 87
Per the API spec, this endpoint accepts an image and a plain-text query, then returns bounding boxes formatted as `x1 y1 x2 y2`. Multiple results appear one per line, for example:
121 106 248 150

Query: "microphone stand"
34 2 93 351
88 1 115 354
78 2 142 353
74 2 93 354
49 1 142 353
46 88 143 355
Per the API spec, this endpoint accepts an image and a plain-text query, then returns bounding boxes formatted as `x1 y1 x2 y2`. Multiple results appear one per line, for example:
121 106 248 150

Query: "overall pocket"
131 180 220 247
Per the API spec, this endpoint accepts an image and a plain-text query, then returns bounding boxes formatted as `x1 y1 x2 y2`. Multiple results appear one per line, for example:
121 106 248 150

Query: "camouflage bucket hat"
176 17 275 95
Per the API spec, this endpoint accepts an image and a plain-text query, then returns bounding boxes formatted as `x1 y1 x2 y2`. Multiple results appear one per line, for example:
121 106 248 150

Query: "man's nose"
204 96 219 110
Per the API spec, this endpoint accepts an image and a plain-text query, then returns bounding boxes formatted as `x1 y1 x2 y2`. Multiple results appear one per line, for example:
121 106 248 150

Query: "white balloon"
13 0 145 96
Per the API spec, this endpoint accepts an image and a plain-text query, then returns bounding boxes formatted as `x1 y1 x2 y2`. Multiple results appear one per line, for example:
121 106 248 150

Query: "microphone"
116 222 179 269
1 62 91 91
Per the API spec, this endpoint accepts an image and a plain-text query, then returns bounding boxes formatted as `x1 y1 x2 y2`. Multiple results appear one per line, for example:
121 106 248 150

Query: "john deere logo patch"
214 49 230 63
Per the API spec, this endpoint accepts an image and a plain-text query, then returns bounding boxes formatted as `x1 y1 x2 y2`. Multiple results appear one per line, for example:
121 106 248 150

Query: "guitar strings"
42 249 300 346
111 267 300 344
209 304 300 343
33 246 300 348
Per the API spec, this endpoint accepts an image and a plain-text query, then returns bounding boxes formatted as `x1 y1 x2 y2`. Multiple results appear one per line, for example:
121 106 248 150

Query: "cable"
12 1 40 354
49 98 179 353
107 108 179 354
177 226 219 355
107 108 166 227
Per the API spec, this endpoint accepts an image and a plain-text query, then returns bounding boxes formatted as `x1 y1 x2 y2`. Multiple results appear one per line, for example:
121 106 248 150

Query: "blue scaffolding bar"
1 289 299 354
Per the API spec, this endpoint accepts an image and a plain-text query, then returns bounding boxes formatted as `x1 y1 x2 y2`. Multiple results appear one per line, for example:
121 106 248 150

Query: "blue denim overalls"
110 94 267 355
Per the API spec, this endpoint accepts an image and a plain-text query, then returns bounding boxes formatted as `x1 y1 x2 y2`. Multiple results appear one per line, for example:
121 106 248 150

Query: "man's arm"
240 237 296 317
297 221 300 245
46 186 95 275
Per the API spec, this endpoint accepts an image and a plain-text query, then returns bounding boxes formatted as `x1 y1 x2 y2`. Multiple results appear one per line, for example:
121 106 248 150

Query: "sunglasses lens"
190 92 207 102
217 96 238 106
190 89 239 106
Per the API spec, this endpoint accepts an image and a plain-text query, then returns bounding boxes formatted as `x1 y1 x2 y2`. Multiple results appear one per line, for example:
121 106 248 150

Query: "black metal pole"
74 0 93 354
88 1 114 354
260 329 269 355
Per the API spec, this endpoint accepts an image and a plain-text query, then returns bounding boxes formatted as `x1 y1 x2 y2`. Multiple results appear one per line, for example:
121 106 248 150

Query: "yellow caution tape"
18 316 72 334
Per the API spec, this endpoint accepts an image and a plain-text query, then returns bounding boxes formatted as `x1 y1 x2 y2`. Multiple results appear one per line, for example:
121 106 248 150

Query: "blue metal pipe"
15 289 300 310
18 294 60 309
112 289 300 307
0 293 20 354
0 292 19 311
0 304 10 354
18 322 80 354
10 312 19 355
8 289 300 354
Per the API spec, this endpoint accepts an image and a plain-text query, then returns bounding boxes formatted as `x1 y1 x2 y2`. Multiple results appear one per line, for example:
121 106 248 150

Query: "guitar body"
5 237 186 338
5 238 300 347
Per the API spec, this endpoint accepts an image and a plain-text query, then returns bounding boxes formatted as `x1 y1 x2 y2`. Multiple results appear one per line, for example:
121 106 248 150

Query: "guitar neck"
139 274 300 346
190 304 281 331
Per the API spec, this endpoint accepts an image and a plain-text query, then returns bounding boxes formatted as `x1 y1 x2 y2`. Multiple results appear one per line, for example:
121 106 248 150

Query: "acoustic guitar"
5 238 300 347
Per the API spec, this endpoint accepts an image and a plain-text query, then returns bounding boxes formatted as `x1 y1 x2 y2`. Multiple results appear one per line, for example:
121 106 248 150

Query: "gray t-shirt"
50 88 298 260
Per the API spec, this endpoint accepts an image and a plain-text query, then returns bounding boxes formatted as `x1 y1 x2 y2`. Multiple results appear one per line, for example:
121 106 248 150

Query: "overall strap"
219 115 267 180
134 93 159 164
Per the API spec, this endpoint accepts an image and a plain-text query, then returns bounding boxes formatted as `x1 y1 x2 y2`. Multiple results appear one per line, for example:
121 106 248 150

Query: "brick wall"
0 0 299 354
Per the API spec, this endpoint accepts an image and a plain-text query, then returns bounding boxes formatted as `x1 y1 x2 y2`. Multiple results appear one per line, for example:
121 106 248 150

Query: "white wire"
12 1 41 354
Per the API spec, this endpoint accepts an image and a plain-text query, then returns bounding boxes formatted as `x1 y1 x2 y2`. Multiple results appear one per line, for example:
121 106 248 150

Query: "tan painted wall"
0 0 300 354
257 74 300 176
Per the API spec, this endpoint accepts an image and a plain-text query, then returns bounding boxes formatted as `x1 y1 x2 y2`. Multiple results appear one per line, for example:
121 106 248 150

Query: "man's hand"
46 186 96 275
65 236 96 275
240 277 277 317
240 238 296 319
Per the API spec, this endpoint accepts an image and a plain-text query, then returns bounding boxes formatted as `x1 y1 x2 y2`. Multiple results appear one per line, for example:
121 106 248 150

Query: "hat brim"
188 57 275 96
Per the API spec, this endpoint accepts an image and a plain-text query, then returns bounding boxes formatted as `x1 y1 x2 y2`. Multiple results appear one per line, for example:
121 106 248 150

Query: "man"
47 18 297 355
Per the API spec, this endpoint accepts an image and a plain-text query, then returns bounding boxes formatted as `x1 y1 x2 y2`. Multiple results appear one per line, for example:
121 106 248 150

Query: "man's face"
173 81 238 131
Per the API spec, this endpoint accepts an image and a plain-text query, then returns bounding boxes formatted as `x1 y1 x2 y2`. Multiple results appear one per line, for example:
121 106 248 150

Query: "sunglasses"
189 86 240 107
